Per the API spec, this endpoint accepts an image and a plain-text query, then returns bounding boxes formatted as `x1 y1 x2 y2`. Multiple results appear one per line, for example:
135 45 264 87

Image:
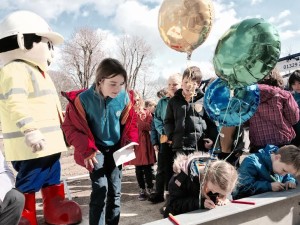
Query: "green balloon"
213 18 281 89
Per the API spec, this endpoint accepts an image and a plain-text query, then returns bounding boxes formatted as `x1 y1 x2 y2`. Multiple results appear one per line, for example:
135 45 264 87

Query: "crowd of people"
2 56 300 225
2 58 300 224
60 56 300 222
141 66 300 219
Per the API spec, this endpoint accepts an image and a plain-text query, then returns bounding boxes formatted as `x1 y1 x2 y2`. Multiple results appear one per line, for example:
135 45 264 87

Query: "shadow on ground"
36 169 164 225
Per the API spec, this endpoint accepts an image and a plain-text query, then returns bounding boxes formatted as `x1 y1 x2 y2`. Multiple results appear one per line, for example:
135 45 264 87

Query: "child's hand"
160 135 168 143
216 197 230 206
271 182 285 191
204 199 216 209
284 182 296 190
84 150 101 169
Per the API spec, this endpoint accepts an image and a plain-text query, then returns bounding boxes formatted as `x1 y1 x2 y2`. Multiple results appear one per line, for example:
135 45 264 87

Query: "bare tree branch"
59 27 107 89
48 70 77 110
117 35 153 90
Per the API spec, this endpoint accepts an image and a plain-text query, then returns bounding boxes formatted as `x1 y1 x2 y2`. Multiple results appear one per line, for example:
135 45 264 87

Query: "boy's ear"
275 154 281 161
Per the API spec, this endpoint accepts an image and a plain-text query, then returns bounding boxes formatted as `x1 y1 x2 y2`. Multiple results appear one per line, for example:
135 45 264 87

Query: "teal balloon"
213 18 281 89
204 78 260 126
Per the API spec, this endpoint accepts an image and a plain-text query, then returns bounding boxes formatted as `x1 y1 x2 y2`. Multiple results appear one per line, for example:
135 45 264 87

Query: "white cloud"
110 0 170 77
140 0 163 3
82 10 89 17
108 0 241 79
3 0 82 20
99 29 119 56
251 0 263 5
267 10 291 25
1 0 299 79
276 20 292 29
91 0 126 17
111 1 160 45
268 16 275 23
280 29 300 40
202 1 239 48
279 29 300 56
278 10 290 19
0 0 125 20
267 10 291 27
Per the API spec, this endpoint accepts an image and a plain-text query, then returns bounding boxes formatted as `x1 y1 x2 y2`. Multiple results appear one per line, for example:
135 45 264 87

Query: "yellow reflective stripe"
28 89 56 98
0 88 27 100
3 125 61 139
0 65 56 100
25 65 40 94
0 88 56 100
16 117 34 128
25 65 57 97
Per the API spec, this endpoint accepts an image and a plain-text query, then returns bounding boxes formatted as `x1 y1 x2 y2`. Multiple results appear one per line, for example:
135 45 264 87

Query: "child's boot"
138 188 147 201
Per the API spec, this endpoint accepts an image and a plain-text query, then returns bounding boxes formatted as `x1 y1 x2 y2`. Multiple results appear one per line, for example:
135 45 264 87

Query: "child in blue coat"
233 145 300 199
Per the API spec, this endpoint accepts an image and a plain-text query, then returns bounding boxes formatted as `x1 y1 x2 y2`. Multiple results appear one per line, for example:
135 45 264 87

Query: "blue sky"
0 0 299 79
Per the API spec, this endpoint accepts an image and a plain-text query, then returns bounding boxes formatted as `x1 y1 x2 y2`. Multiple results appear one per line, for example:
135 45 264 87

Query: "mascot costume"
0 10 82 225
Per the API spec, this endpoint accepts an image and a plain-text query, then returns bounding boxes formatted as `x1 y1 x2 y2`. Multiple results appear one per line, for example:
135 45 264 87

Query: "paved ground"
0 137 165 225
35 166 165 225
1 130 251 225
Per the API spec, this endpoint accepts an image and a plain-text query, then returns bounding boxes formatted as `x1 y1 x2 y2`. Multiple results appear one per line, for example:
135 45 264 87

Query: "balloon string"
191 94 199 152
209 93 242 159
217 96 242 165
187 52 192 60
209 94 233 157
200 92 243 208
185 61 201 153
186 56 192 68
223 98 242 165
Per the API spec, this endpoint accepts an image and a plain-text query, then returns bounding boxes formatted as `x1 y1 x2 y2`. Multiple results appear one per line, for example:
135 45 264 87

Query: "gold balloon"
158 0 214 57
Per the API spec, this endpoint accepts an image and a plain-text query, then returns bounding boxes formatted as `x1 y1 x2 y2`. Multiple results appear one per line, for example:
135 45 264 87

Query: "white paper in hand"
113 142 138 166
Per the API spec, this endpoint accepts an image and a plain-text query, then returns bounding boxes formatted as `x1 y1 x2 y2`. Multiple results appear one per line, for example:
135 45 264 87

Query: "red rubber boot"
18 193 37 225
41 183 82 225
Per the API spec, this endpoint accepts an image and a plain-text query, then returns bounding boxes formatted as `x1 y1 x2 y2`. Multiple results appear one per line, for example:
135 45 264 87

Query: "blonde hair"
145 99 157 108
206 160 238 193
258 68 284 89
172 153 238 194
168 73 182 84
132 90 144 110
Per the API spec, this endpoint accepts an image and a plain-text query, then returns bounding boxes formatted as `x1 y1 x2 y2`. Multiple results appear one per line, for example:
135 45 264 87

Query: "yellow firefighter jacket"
0 60 67 161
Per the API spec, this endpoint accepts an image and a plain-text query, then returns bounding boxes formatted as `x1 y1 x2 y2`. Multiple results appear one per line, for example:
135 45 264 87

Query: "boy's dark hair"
258 68 284 89
182 66 202 86
0 34 42 53
288 70 300 88
95 58 127 89
277 145 300 174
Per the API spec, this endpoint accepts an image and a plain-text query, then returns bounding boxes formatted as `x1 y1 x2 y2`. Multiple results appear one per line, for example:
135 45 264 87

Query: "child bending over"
164 152 238 217
233 145 300 200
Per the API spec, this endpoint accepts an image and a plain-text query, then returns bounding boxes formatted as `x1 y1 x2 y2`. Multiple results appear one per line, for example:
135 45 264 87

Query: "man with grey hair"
0 151 24 225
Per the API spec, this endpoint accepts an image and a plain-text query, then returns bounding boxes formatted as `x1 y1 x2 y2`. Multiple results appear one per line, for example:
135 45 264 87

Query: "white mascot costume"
0 11 82 225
